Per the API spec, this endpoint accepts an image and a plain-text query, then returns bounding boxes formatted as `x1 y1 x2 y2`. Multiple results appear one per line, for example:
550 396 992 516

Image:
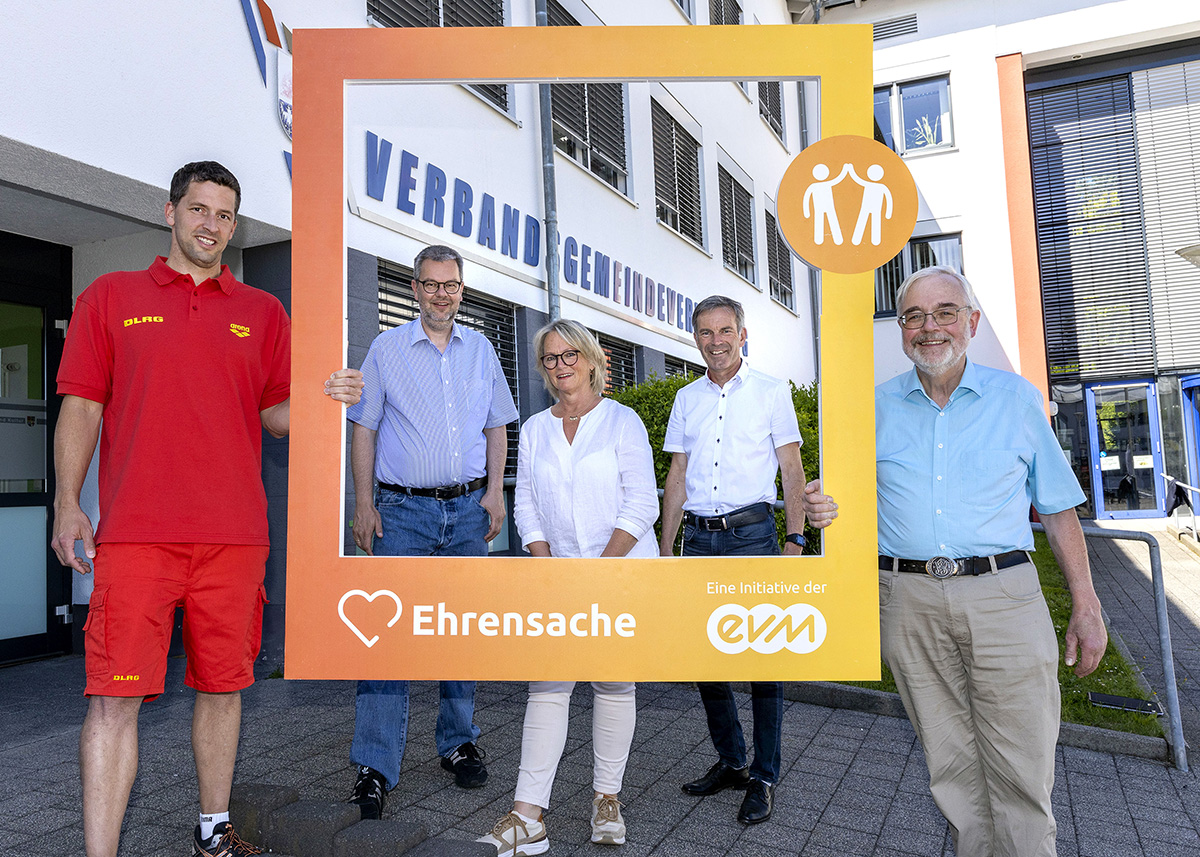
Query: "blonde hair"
533 319 608 398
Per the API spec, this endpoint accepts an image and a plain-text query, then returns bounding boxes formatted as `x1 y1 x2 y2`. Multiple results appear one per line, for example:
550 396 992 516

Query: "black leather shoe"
737 778 774 824
681 761 751 796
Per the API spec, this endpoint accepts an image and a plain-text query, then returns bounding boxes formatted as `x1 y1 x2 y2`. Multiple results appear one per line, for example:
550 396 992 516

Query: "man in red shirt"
51 161 363 857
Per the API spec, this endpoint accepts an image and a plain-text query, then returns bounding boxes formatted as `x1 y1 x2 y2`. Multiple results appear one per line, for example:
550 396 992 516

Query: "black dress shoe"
681 761 751 795
737 778 774 824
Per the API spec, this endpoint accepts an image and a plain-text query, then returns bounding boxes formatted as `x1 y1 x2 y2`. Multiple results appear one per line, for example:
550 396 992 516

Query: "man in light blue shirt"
344 244 518 820
804 266 1106 857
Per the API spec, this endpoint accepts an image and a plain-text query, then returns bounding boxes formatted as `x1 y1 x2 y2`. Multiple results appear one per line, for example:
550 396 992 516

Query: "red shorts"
84 543 270 699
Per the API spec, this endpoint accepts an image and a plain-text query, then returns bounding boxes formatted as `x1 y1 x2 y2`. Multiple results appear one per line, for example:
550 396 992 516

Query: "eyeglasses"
415 279 462 295
897 306 972 330
541 350 581 369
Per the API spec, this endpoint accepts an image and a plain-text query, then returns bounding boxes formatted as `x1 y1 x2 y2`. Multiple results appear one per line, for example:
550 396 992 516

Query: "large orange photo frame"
288 24 879 681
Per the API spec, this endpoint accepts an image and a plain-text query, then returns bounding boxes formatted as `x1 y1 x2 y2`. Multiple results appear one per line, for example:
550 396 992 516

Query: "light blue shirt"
347 319 518 488
876 358 1085 558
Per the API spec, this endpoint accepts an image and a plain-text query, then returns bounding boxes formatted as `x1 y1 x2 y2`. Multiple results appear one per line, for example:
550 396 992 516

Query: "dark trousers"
683 514 783 784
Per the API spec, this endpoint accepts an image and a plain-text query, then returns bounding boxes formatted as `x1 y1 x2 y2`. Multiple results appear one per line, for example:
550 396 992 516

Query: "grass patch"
841 534 1163 738
267 668 284 680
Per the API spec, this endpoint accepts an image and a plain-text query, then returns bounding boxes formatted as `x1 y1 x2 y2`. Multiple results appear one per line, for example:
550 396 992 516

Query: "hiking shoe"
348 764 387 820
441 742 488 788
591 795 626 845
476 811 550 856
193 822 263 857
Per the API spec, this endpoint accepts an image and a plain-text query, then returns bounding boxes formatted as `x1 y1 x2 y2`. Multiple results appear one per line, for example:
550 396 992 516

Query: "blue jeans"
350 486 489 790
683 513 784 784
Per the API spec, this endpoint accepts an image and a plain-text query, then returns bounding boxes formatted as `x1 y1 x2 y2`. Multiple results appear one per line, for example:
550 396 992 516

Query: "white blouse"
514 398 660 558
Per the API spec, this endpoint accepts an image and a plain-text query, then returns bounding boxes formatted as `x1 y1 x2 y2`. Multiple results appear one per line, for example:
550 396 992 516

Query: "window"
875 234 963 316
547 0 628 193
651 100 704 244
592 331 637 393
717 166 754 282
709 0 741 25
367 0 509 112
765 210 794 310
874 75 952 154
665 354 705 379
758 81 784 141
378 259 520 476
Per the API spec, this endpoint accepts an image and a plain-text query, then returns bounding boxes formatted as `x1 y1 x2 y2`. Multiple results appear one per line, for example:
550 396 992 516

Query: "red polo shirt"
57 257 291 545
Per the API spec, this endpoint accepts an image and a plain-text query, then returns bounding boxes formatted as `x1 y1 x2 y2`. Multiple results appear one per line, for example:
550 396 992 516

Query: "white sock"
199 811 229 841
514 810 541 826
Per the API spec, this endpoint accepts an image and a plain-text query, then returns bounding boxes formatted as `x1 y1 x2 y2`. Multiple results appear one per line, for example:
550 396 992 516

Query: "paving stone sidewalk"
4 524 1200 857
1084 519 1200 749
3 655 1200 857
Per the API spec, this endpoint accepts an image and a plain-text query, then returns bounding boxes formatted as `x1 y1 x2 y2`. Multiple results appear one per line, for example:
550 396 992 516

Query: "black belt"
685 502 773 532
378 476 487 501
879 550 1030 579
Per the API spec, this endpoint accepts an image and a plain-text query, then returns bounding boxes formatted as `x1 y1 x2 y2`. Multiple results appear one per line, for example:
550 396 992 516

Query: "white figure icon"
845 163 893 246
800 162 895 247
802 163 844 245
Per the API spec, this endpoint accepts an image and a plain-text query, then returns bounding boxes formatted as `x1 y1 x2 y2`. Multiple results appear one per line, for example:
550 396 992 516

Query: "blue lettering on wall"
477 193 496 250
501 205 521 259
397 150 419 214
580 245 592 291
451 179 474 238
564 236 579 284
524 215 541 266
361 133 714 325
422 163 447 227
366 131 392 202
595 253 612 297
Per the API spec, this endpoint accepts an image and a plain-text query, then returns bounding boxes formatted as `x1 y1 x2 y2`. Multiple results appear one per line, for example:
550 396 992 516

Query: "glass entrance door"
1086 381 1165 518
1183 375 1200 494
0 232 72 663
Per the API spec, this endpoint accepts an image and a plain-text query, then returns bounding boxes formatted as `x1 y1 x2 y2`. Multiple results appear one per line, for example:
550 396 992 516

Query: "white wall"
826 0 1200 384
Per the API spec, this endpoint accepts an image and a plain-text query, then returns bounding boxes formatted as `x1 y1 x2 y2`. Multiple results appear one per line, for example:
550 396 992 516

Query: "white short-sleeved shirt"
514 398 659 558
663 360 802 516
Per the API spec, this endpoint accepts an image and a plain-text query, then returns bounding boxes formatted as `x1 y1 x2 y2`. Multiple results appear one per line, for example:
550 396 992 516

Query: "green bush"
612 373 821 554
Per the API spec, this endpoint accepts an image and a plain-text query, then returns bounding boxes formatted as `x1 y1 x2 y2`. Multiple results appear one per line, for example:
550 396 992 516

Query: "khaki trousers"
880 561 1059 857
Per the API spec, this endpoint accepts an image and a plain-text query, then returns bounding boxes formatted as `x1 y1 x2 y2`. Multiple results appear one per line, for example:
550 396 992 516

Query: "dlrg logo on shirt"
706 603 827 655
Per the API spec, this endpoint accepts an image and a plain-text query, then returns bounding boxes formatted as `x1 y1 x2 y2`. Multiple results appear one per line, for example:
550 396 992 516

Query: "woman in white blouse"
478 320 658 856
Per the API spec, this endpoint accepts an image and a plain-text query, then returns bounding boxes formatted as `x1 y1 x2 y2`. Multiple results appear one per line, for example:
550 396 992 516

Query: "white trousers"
513 681 636 809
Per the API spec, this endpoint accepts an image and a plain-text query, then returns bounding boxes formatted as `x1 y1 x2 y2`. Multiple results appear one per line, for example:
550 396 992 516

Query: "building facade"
817 0 1200 520
0 0 819 663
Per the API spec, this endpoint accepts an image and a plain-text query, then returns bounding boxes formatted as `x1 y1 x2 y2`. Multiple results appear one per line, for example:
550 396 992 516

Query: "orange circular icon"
776 135 918 275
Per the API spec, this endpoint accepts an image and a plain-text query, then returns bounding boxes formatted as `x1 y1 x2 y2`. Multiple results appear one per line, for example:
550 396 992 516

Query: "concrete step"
233 783 454 856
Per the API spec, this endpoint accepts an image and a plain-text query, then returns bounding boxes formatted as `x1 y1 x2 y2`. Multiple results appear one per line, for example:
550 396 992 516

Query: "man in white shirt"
659 295 808 826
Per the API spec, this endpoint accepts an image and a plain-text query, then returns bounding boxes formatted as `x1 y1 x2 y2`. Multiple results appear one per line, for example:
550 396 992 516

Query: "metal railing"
1033 522 1187 771
1162 473 1199 542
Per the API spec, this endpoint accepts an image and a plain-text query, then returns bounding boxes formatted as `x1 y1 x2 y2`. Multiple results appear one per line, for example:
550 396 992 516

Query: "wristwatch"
784 532 806 548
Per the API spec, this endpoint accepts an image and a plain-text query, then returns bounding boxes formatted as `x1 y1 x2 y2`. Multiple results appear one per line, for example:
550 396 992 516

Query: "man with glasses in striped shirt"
344 244 518 820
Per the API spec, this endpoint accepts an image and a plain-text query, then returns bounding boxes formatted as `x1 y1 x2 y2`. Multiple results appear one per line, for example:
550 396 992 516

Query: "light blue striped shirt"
876 358 1085 558
347 319 518 488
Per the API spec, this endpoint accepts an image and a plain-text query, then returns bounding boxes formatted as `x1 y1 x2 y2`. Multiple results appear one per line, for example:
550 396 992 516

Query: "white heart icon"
338 589 403 648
